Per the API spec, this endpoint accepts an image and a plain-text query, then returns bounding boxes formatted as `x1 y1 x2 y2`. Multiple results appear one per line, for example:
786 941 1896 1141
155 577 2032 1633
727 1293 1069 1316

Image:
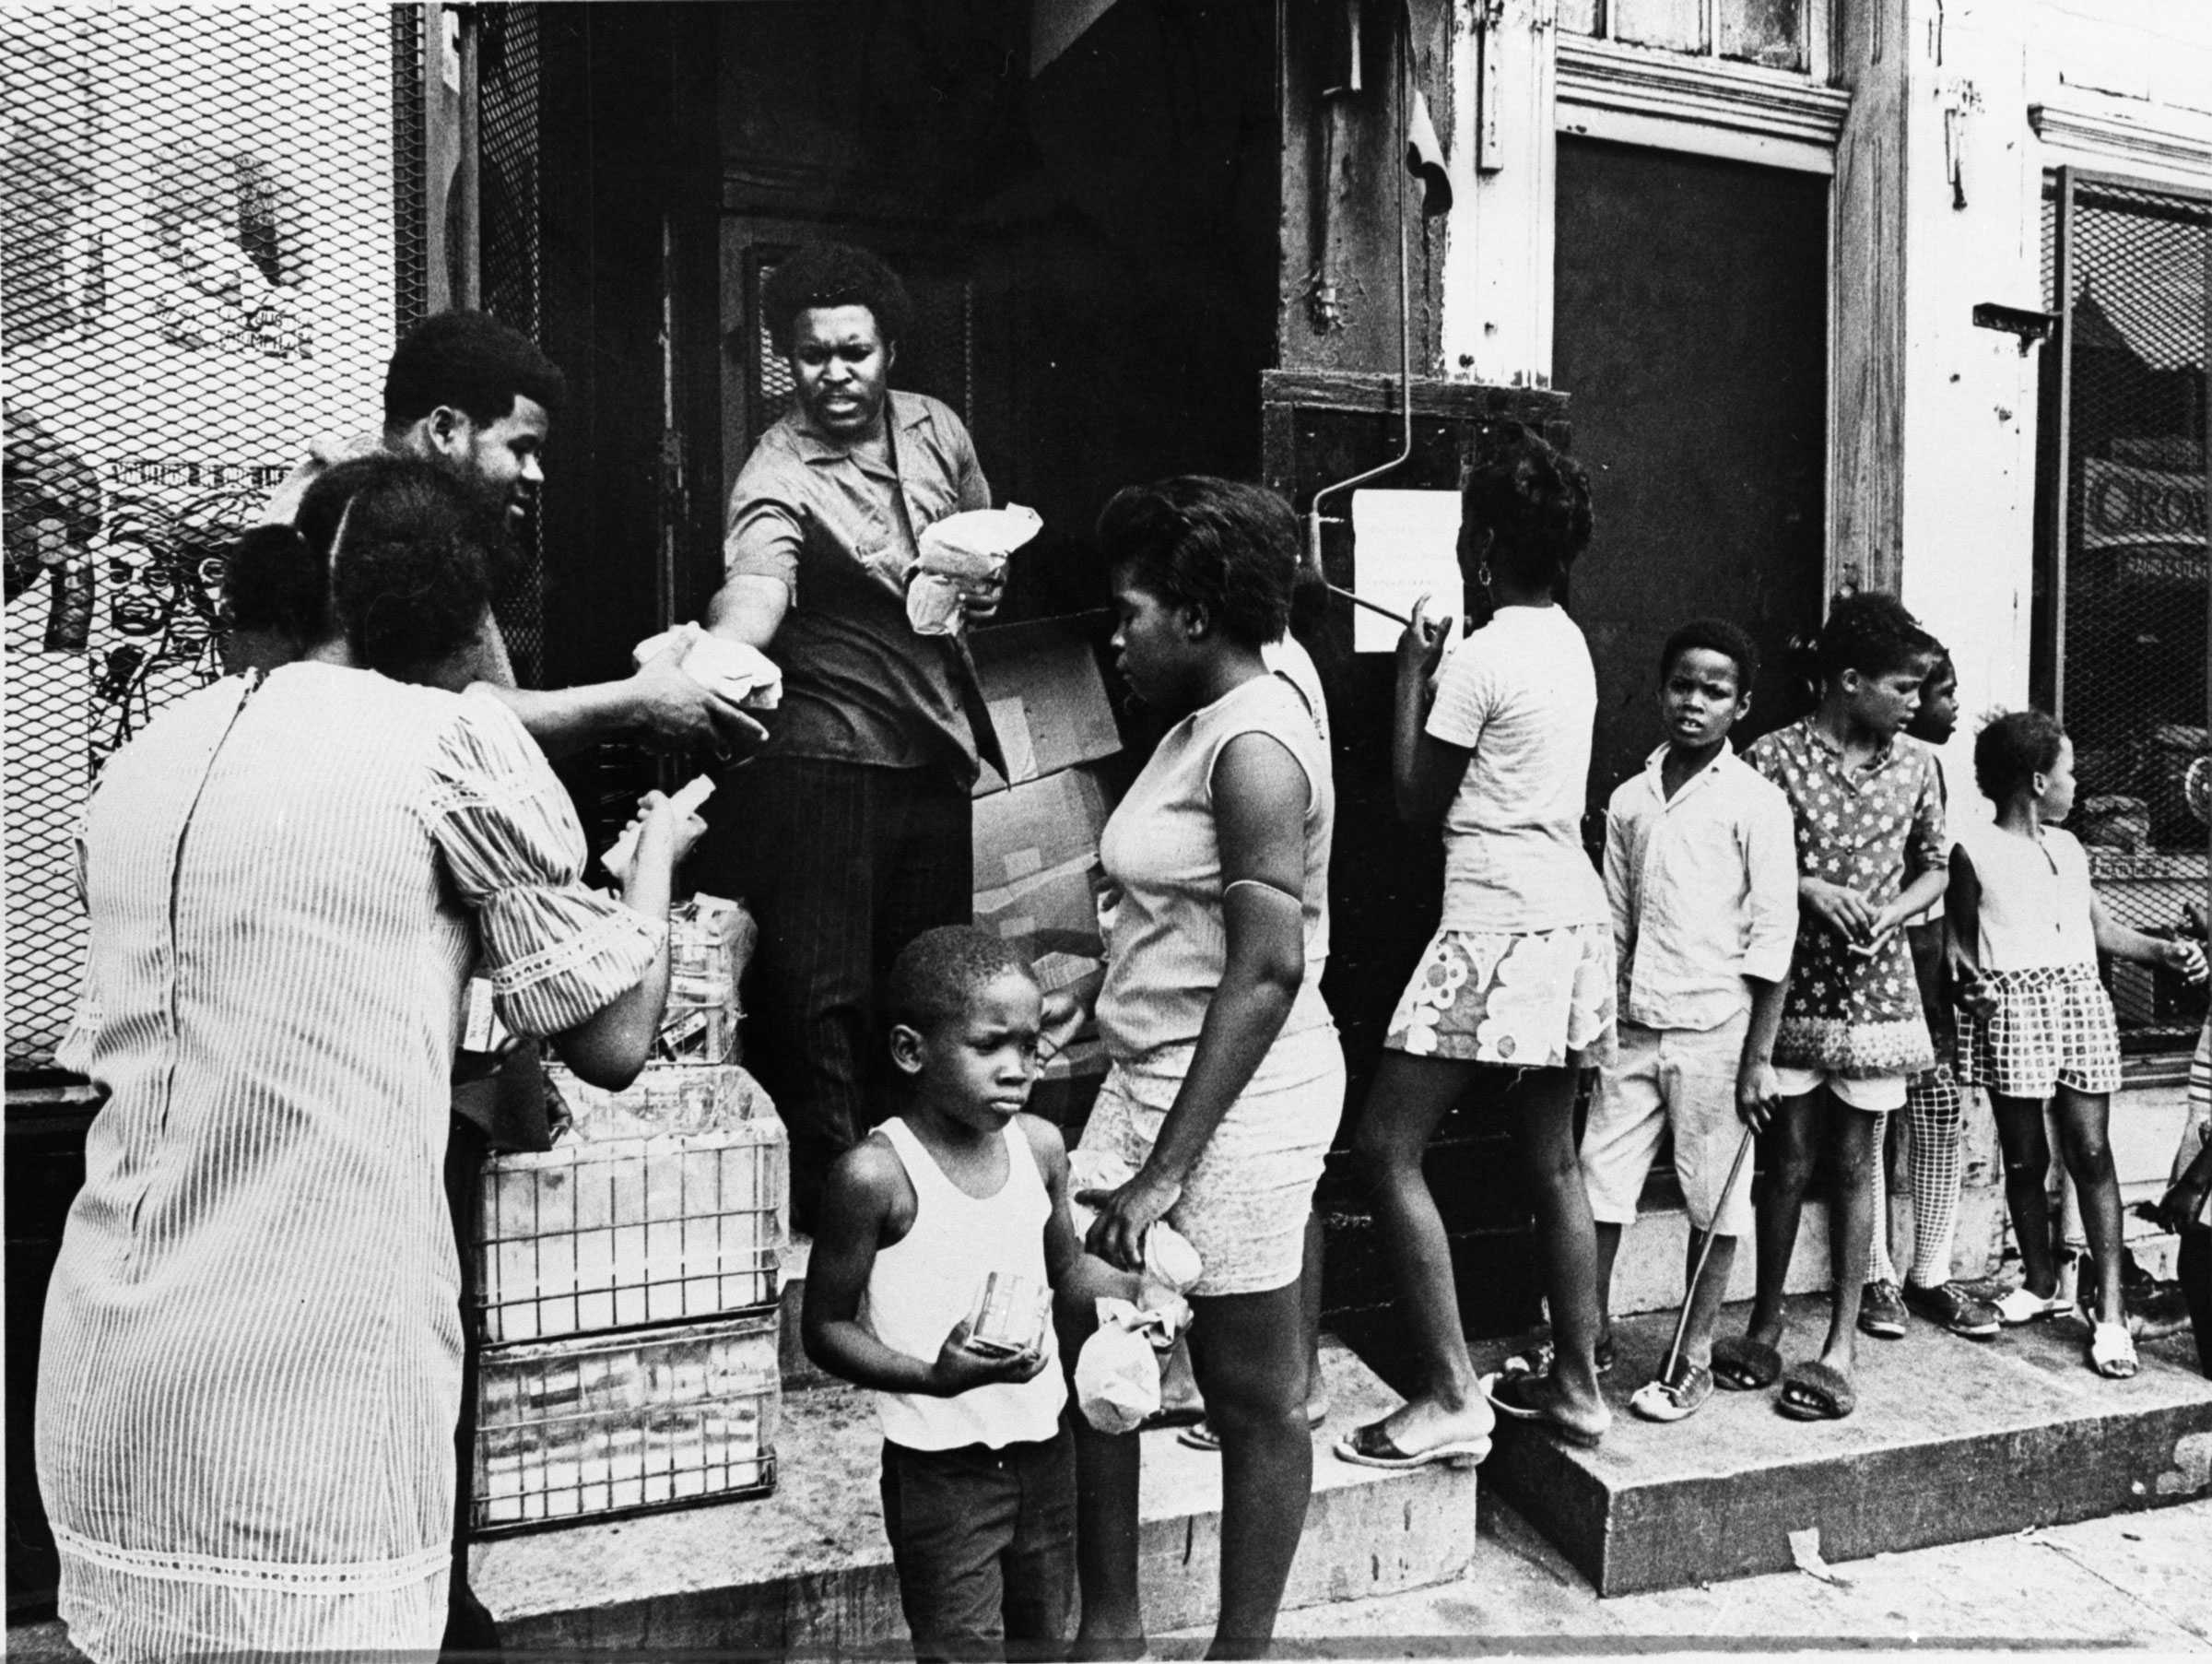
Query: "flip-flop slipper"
1629 1360 1715 1423
1480 1372 1609 1447
1332 1418 1490 1470
1710 1336 1783 1392
1776 1359 1856 1421
1175 1403 1330 1452
1135 1404 1206 1433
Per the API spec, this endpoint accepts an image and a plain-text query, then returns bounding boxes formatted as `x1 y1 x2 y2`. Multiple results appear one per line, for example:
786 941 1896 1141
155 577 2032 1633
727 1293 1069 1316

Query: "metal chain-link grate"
2045 172 2210 1048
4 6 422 1074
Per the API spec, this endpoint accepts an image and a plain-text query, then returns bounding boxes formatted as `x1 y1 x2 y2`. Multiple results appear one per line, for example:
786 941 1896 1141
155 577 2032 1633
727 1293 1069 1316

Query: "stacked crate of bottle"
471 902 783 1534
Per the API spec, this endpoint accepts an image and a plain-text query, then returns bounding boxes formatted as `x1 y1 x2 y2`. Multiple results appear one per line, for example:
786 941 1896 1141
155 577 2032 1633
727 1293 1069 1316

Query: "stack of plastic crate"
469 898 785 1535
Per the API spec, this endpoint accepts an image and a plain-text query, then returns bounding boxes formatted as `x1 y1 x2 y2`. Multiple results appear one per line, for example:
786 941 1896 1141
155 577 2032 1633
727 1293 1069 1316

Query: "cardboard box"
970 614 1120 795
971 766 1112 889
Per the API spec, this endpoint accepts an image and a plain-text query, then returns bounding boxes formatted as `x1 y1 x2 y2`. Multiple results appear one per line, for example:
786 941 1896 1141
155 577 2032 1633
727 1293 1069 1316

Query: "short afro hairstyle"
382 310 566 430
1659 617 1759 691
1973 709 2066 805
762 242 912 358
1812 591 1937 685
294 454 504 677
1096 477 1299 651
885 926 1039 1040
1462 424 1594 594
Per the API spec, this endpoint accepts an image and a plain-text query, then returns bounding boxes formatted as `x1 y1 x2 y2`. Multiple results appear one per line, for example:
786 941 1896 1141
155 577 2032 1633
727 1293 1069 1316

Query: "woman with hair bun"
36 454 704 1660
1344 425 1618 1459
1066 476 1342 1658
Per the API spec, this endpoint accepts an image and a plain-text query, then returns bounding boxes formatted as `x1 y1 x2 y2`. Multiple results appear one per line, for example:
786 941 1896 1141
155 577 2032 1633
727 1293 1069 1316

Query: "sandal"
1994 1286 2072 1326
1332 1417 1490 1470
1501 1332 1616 1380
1776 1359 1856 1422
1479 1371 1609 1448
1629 1358 1714 1423
2089 1321 2139 1380
1710 1335 1783 1392
1175 1401 1329 1453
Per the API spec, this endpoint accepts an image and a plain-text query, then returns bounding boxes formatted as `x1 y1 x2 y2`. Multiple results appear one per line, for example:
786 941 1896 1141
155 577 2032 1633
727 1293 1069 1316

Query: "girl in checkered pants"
1947 711 2207 1379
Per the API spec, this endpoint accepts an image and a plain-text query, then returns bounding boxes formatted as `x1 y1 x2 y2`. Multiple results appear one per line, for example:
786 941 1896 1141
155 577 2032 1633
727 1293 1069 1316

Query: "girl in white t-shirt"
1949 711 2206 1378
1339 427 1617 1463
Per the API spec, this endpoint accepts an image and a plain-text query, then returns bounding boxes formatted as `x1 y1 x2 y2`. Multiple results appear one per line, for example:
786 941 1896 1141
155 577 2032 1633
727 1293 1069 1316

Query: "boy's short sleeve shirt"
1746 717 1942 1077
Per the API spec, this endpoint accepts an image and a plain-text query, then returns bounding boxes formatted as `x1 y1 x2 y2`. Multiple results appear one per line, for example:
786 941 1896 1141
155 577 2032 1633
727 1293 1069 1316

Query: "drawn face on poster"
153 155 312 360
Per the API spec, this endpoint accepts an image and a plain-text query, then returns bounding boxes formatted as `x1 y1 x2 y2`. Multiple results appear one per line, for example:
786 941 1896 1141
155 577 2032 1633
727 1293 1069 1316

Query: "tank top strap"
878 1115 1041 1212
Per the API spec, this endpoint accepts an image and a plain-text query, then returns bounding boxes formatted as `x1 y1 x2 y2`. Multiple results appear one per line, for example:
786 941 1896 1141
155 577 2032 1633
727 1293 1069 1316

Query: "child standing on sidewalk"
1947 713 2207 1379
1723 593 1947 1422
1580 620 1797 1423
1860 648 2003 1341
804 926 1087 1661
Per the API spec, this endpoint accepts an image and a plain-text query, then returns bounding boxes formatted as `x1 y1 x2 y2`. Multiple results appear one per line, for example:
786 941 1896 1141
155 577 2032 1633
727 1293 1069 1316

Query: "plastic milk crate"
473 1311 780 1533
475 1064 787 1343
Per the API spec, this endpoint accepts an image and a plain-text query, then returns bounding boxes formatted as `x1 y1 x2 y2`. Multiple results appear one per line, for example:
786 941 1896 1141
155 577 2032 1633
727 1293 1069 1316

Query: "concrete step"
1474 1294 2212 1598
471 1338 1475 1651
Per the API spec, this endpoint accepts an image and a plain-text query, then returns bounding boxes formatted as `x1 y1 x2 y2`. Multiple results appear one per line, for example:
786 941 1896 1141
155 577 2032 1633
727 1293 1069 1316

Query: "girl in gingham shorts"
1947 712 2206 1380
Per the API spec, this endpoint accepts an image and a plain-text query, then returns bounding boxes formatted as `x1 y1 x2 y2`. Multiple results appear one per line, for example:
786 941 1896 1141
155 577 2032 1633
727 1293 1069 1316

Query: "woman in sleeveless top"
1066 478 1342 1658
37 457 702 1661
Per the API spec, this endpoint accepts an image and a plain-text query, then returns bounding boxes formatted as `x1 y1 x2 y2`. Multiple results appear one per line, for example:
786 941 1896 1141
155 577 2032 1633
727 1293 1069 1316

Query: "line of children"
797 603 2206 1659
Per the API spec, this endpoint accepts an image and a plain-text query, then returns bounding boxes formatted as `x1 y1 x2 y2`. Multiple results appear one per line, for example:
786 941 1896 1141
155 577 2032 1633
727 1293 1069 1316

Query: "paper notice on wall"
1349 490 1466 654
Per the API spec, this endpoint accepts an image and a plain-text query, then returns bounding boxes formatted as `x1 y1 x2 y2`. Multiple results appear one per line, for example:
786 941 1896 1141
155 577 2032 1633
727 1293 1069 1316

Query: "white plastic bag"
1075 1298 1165 1434
1068 1147 1204 1296
631 622 783 709
906 504 1042 636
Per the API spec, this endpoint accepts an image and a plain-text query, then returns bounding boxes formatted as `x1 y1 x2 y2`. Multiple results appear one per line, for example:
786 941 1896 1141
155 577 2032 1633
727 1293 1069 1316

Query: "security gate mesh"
2041 170 2212 1049
4 6 426 1074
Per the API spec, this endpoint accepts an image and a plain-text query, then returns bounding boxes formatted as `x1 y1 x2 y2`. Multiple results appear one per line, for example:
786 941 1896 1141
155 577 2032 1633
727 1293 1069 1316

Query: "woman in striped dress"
36 456 701 1660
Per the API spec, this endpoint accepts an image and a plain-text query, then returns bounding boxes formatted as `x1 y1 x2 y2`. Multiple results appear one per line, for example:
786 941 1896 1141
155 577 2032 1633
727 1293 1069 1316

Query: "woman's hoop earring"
1477 561 1492 590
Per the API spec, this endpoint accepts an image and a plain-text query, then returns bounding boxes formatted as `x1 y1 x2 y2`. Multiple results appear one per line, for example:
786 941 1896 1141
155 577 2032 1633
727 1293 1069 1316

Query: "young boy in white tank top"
802 926 1087 1661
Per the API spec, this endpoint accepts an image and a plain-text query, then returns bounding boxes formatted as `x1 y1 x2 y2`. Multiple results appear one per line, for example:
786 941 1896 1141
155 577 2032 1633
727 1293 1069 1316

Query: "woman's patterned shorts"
1383 923 1616 1069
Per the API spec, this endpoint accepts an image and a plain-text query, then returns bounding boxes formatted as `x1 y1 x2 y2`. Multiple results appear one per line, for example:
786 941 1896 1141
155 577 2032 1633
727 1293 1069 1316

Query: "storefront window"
1612 0 1704 54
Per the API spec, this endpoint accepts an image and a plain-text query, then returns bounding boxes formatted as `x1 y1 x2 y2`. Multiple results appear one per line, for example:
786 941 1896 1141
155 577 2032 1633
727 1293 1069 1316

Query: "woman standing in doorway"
1342 426 1616 1460
1070 477 1342 1658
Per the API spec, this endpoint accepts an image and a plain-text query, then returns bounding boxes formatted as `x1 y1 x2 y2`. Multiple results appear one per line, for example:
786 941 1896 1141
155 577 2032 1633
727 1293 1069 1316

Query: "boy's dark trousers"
2182 1225 2211 1378
879 1423 1077 1662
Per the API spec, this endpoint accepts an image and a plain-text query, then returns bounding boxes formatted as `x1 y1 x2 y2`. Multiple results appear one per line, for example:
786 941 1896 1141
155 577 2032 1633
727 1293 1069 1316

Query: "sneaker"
1901 1280 2000 1338
1858 1279 1908 1339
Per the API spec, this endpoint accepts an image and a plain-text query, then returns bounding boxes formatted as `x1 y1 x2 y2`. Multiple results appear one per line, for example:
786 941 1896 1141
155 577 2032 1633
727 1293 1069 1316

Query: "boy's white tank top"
861 1116 1066 1450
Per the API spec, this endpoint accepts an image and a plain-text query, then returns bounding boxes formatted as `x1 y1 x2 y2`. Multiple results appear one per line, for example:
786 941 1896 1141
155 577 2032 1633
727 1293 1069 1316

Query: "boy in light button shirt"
1581 620 1797 1422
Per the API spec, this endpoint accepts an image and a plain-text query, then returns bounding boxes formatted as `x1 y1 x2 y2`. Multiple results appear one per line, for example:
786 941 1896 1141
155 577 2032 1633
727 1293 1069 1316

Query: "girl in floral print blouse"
1716 594 1946 1422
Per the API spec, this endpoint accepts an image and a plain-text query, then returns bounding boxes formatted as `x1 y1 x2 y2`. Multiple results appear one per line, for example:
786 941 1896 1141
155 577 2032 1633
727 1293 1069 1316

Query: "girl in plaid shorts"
1948 711 2207 1378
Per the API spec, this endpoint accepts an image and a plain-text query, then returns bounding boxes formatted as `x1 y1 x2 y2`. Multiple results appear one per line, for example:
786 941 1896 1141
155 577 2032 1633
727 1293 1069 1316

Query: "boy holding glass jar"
804 926 1089 1660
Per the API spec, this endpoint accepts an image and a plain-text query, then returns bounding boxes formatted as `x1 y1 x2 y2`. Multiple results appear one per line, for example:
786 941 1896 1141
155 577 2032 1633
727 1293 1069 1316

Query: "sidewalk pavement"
1161 1493 2212 1658
12 1495 2206 1659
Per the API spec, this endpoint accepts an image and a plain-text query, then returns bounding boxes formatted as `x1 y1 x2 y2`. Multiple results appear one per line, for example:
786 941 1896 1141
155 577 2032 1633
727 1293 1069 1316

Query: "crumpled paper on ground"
906 504 1041 636
632 621 783 708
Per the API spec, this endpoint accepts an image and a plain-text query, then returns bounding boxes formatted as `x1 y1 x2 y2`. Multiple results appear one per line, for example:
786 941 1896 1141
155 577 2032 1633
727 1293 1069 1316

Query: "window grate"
2041 171 2211 1049
4 6 423 1074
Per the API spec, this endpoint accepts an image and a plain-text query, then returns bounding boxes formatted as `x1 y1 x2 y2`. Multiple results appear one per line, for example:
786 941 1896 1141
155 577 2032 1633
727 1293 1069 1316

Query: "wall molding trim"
1556 36 1849 168
2030 95 2212 192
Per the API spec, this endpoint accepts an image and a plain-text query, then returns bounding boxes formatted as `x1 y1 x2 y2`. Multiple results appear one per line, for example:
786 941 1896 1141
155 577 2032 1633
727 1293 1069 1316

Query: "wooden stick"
1326 582 1412 628
1659 1122 1759 1386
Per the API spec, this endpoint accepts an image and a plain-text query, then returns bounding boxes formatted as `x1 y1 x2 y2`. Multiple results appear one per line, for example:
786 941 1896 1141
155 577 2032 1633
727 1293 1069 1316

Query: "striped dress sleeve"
422 690 665 1037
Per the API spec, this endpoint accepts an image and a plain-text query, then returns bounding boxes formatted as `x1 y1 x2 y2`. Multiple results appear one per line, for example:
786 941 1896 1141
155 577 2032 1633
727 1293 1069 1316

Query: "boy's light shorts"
1771 1066 1906 1113
1583 1014 1756 1238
